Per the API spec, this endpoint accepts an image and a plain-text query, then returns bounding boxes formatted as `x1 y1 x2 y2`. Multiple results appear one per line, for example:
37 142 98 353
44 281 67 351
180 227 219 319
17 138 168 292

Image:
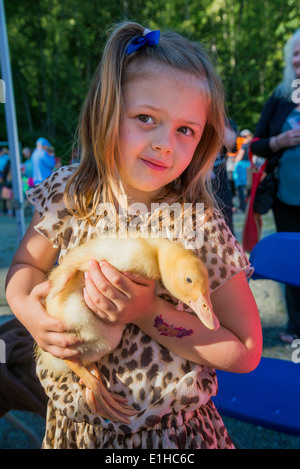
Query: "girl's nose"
151 128 173 153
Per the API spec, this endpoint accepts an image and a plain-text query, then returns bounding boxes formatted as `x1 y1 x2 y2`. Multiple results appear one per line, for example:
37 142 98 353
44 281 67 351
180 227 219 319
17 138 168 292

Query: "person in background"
233 129 253 212
226 130 247 201
211 118 238 234
0 146 9 176
0 155 14 216
21 147 34 193
22 147 33 178
47 145 61 171
0 147 10 215
0 317 48 419
235 129 253 163
31 137 55 186
251 28 300 343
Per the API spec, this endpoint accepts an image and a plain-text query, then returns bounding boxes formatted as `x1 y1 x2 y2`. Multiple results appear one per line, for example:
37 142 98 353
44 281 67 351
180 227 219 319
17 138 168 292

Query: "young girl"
5 21 262 449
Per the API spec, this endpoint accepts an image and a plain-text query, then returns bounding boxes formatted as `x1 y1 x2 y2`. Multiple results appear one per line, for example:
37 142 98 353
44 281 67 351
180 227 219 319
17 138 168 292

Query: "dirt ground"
0 209 299 449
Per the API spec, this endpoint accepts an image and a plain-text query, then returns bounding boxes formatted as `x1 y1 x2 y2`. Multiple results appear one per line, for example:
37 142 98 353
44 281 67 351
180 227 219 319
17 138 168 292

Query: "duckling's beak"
189 293 220 331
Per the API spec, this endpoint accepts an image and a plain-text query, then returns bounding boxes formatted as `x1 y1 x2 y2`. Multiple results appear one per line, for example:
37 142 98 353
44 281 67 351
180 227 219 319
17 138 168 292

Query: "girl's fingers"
83 286 108 320
31 281 73 333
32 279 52 299
86 260 125 302
98 260 139 294
83 286 97 313
99 261 153 294
45 331 82 350
38 310 70 334
38 331 82 359
84 260 156 324
46 344 80 360
88 259 150 296
84 273 117 313
121 270 154 286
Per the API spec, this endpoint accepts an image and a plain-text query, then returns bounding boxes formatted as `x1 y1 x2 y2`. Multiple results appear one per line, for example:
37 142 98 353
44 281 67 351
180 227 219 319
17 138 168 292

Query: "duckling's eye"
185 277 193 284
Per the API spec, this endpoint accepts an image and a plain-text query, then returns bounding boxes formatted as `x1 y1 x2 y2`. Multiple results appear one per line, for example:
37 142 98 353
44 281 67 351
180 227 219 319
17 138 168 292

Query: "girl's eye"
178 126 193 136
138 115 154 124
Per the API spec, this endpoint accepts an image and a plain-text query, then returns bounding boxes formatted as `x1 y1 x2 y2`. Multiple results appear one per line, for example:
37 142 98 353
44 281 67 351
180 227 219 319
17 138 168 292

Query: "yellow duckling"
39 235 219 424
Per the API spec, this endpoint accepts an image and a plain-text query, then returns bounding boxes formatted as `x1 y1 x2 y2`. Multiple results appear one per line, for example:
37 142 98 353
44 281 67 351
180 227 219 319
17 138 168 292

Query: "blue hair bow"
125 30 160 56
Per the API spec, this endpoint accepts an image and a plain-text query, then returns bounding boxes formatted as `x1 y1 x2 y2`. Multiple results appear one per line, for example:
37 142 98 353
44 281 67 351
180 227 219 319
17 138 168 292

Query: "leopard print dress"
26 165 253 449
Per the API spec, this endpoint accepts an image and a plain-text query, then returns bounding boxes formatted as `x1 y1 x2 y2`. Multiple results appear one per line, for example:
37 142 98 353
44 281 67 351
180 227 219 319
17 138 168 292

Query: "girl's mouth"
141 158 169 171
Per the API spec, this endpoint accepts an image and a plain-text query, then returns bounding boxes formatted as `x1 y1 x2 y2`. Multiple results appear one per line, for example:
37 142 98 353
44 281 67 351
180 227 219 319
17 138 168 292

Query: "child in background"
5 21 262 449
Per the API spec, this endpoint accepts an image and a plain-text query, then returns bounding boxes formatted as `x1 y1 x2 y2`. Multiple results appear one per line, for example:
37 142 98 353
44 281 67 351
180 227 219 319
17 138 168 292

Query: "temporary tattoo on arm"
153 315 194 338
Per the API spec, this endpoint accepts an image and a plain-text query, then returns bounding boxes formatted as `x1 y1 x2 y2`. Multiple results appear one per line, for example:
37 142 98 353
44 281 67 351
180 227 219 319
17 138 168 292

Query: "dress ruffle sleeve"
194 209 253 293
26 165 77 249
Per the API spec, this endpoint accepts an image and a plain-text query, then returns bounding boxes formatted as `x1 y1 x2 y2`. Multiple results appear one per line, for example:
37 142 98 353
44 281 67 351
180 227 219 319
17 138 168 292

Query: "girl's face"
292 40 300 78
118 65 208 207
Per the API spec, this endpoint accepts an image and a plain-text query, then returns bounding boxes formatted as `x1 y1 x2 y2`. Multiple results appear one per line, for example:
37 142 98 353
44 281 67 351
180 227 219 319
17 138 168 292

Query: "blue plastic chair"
250 232 300 287
213 357 300 437
212 233 300 437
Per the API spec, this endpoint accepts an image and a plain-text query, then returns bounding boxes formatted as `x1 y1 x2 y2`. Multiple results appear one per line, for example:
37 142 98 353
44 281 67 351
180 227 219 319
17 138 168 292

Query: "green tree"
0 0 299 160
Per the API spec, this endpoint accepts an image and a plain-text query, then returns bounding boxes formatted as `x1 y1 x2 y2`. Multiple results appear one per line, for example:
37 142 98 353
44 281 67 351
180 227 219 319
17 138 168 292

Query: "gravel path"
0 209 299 449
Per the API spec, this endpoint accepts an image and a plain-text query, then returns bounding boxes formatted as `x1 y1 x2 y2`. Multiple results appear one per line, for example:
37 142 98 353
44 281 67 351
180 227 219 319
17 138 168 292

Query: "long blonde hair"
276 28 300 101
64 21 225 223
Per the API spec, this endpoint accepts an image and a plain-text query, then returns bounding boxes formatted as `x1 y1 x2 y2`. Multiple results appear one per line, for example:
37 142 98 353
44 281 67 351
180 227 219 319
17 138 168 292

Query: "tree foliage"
0 0 298 161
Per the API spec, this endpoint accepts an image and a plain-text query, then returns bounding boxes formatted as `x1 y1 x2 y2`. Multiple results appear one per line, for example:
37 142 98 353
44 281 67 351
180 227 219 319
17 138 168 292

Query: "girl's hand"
83 259 158 324
24 280 82 359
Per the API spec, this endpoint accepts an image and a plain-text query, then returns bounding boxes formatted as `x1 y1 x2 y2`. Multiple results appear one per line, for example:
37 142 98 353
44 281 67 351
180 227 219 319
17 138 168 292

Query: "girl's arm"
5 211 81 359
134 271 262 373
85 261 262 373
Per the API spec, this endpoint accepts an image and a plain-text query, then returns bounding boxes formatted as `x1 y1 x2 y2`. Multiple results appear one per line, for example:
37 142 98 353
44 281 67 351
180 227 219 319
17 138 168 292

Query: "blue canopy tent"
0 0 25 242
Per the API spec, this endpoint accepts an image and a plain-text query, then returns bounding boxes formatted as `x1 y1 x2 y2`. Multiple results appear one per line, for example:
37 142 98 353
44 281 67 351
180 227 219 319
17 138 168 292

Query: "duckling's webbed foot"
64 359 138 424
